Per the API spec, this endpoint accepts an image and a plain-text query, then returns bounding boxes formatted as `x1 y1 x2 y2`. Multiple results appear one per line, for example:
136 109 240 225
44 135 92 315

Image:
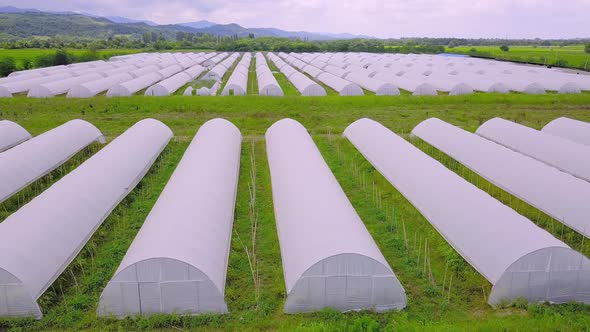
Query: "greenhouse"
221 54 251 96
412 118 590 238
345 71 400 95
542 117 590 146
316 72 364 96
0 119 172 318
344 118 590 306
98 119 241 317
0 119 105 203
255 53 283 96
265 119 406 313
67 73 134 98
107 72 164 97
28 73 104 98
476 118 590 182
0 120 31 152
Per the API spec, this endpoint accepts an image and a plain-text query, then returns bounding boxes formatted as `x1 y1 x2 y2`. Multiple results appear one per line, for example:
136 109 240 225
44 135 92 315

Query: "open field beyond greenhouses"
1 94 590 331
0 48 144 68
446 45 590 70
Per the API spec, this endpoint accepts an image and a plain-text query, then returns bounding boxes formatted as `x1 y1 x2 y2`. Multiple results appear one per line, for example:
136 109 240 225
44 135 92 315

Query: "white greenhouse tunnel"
0 119 173 318
0 120 32 152
343 118 590 306
476 118 590 182
0 119 105 203
98 119 241 318
265 118 406 313
411 118 590 238
542 117 590 146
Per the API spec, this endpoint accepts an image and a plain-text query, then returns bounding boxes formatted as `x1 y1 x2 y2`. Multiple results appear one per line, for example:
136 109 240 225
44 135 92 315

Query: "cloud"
2 0 589 38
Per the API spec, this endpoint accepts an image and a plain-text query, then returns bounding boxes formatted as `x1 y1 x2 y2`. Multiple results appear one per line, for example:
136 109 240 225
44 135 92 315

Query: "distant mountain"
0 6 40 13
105 16 158 26
0 7 374 41
179 20 216 29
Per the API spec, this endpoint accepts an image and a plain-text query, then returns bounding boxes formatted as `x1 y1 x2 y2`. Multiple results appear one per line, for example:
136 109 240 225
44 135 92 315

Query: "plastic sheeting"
0 120 105 203
0 120 31 153
222 54 251 96
67 73 134 98
316 72 364 96
477 118 590 182
255 53 283 96
0 119 172 318
28 73 104 98
344 118 590 306
98 119 241 317
266 119 406 313
145 72 191 96
107 72 163 97
345 71 400 96
412 118 590 238
542 117 590 146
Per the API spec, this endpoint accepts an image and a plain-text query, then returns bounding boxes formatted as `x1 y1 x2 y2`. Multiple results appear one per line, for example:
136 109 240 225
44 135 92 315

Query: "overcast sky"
4 0 589 38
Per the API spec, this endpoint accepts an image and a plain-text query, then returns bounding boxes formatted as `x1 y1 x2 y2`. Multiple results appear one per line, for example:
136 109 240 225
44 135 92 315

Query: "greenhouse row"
1 117 589 319
1 51 589 98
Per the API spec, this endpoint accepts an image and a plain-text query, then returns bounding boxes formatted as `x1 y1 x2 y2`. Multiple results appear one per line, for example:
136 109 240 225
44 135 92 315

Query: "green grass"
248 56 259 95
1 94 590 331
446 45 590 70
0 48 143 68
266 55 300 96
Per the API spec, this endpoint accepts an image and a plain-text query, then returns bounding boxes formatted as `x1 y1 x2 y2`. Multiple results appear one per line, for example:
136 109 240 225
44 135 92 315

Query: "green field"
446 45 590 70
0 48 143 68
1 94 590 331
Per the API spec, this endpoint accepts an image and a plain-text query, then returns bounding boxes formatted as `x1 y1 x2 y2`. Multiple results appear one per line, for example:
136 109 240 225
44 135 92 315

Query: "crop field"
0 48 143 68
1 94 590 331
446 45 590 70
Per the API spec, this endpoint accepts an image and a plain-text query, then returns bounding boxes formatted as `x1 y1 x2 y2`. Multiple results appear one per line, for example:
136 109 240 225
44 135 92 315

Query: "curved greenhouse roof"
542 117 590 146
477 118 590 182
98 119 240 317
0 120 105 203
0 120 31 152
344 118 590 306
0 119 172 318
265 119 406 313
412 118 590 238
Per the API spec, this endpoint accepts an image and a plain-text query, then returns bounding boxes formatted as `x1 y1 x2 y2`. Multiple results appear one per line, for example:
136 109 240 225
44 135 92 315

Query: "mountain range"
0 6 374 40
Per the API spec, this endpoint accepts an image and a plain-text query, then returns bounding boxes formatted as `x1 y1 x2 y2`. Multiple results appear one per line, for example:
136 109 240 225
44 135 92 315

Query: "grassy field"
446 45 590 70
1 94 590 331
0 48 143 68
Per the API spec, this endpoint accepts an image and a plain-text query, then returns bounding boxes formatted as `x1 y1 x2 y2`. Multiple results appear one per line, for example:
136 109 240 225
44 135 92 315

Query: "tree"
500 45 510 52
447 40 458 48
0 57 16 77
53 49 72 65
585 42 590 54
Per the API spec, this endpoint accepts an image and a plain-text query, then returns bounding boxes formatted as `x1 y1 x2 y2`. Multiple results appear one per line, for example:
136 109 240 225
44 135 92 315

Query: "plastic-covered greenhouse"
412 118 590 238
0 119 172 318
0 120 105 203
265 119 406 313
542 117 590 146
344 118 590 306
98 119 240 317
107 72 164 97
476 118 590 182
255 53 283 96
0 120 31 152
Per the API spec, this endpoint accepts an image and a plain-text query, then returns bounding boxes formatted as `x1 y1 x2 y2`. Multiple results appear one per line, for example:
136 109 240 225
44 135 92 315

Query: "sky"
3 0 589 39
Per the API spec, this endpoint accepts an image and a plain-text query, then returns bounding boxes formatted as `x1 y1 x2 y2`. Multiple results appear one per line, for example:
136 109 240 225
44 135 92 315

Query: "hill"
0 9 372 41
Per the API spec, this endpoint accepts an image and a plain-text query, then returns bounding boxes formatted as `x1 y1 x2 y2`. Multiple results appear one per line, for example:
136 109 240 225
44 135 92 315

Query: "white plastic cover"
98 119 241 317
67 73 134 98
344 118 590 306
107 72 163 97
477 118 590 182
542 117 590 146
28 73 104 98
0 119 172 318
145 72 191 96
0 120 32 152
316 72 364 96
412 118 590 238
255 53 283 96
0 120 105 203
266 119 406 313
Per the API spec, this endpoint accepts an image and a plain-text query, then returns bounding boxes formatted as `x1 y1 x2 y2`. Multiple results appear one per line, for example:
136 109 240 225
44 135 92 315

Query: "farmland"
446 45 590 70
1 94 590 331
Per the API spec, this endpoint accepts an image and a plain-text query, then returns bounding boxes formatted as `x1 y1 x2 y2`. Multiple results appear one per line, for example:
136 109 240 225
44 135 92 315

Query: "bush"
585 42 590 54
0 57 16 77
34 49 74 68
500 45 510 52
